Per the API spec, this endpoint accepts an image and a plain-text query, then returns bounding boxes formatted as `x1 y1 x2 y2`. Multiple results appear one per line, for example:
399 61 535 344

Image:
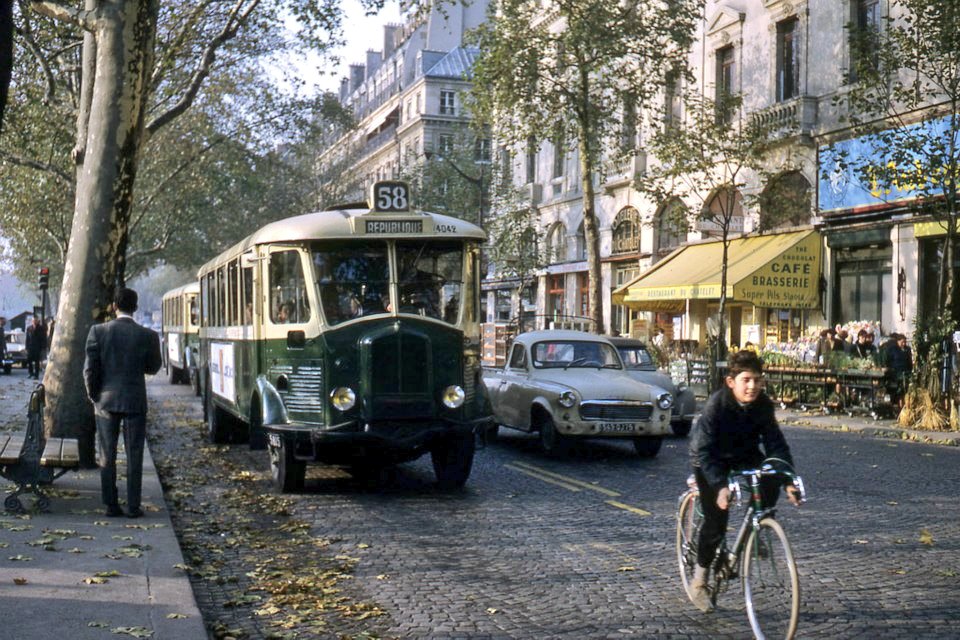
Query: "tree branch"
0 148 74 186
29 0 96 31
146 0 260 135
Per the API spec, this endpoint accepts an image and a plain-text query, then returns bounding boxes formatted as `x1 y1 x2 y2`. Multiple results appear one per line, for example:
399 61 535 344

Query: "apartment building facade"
497 0 945 349
317 1 489 203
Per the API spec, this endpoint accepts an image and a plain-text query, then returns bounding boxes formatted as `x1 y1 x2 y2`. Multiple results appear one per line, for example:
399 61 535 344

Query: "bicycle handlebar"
727 458 807 505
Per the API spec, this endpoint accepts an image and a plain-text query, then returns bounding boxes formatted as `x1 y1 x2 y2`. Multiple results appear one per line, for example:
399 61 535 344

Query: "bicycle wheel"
676 490 703 601
742 517 800 640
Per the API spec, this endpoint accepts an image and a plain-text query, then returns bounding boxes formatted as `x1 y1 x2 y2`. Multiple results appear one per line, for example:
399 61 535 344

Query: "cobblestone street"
136 375 960 639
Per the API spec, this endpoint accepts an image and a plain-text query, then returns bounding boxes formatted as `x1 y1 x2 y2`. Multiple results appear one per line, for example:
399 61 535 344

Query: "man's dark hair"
726 349 764 379
115 287 138 313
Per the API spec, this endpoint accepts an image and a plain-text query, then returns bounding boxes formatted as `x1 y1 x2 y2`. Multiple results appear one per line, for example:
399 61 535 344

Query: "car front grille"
579 402 653 421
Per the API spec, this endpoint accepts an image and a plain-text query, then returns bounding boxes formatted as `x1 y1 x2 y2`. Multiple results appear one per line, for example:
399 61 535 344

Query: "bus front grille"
371 332 430 395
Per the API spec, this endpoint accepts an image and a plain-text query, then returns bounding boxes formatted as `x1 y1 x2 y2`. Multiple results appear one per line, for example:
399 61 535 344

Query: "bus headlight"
558 391 577 408
657 392 674 410
442 385 465 409
330 386 356 411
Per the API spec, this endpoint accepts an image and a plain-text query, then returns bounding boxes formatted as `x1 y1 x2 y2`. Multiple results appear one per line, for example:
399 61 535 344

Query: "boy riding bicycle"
689 350 802 612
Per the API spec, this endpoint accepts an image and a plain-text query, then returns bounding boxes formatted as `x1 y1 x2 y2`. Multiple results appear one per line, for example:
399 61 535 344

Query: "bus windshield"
396 240 463 324
313 241 390 325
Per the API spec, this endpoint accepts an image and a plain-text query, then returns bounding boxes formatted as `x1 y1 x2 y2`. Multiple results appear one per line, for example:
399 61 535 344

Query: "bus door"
262 246 322 423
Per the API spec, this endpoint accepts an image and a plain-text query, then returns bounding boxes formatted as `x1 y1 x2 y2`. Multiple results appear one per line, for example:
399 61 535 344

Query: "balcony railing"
602 152 646 191
751 95 818 139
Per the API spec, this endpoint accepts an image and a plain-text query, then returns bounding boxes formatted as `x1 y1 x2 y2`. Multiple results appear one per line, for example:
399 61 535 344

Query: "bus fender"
255 375 290 426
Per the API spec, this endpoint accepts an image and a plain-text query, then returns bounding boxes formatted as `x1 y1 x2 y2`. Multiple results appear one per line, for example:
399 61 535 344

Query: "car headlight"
657 392 674 410
330 386 356 411
558 391 577 408
442 385 465 409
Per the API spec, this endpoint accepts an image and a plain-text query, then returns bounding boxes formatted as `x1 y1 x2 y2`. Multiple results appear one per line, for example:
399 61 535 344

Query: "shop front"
612 229 825 349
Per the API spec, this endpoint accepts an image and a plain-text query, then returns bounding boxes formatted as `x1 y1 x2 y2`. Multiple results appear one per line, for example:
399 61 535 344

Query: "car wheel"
539 416 568 455
633 436 663 458
672 420 692 438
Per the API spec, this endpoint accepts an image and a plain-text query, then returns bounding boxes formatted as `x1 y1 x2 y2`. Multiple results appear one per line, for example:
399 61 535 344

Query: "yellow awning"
613 230 821 311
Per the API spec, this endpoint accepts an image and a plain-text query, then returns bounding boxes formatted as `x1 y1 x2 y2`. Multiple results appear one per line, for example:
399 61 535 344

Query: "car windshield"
531 340 621 369
617 346 655 369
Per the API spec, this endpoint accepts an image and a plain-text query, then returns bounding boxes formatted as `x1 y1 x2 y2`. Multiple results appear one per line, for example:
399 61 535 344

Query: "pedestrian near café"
882 333 913 409
687 350 803 613
25 315 47 379
84 288 162 518
853 329 877 361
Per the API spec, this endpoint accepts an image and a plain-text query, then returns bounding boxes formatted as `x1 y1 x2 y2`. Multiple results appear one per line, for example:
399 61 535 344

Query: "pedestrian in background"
84 288 162 518
25 315 47 379
0 316 6 358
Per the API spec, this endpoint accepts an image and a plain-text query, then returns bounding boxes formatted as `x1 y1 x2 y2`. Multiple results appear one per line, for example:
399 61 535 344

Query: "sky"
279 0 404 95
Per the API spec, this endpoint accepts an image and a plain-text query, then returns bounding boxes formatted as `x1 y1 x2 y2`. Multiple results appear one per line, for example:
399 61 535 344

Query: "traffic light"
38 267 49 290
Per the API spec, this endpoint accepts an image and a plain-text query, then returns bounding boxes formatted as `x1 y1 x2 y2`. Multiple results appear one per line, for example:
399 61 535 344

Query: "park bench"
0 384 80 513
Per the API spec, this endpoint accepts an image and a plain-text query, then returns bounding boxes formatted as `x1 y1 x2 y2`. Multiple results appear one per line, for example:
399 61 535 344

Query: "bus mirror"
287 330 306 349
240 252 256 268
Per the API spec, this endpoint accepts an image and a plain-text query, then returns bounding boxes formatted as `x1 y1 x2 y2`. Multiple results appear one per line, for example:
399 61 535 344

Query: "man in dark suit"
84 288 162 518
25 315 47 379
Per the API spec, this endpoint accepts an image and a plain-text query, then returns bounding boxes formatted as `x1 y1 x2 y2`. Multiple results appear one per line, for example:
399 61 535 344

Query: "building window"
664 66 683 130
438 134 454 156
715 45 735 124
495 289 512 322
776 18 800 101
574 222 586 261
552 136 564 179
526 137 537 184
621 94 638 151
612 207 641 255
475 137 491 162
849 0 881 81
701 188 744 239
656 200 687 254
546 222 567 263
612 266 640 336
576 272 589 318
440 90 456 115
416 93 421 114
547 274 565 320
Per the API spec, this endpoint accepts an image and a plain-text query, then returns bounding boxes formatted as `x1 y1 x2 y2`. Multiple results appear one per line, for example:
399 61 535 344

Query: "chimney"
366 49 383 75
339 77 349 102
349 64 365 92
383 24 400 58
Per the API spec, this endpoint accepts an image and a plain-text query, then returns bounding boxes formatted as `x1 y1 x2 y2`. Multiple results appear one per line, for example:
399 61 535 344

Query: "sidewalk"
0 370 207 640
776 404 960 446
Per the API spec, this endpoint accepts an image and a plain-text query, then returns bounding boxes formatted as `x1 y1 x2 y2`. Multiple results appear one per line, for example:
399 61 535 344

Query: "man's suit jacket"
84 316 162 414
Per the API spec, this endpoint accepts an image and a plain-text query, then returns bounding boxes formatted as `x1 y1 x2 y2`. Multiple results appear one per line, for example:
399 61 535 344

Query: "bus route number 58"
371 181 410 213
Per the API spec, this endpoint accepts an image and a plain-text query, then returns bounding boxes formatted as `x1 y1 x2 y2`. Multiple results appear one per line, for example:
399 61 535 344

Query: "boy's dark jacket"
690 387 793 488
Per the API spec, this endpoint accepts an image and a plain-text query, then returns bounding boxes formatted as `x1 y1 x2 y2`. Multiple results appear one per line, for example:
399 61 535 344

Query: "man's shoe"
690 565 714 613
127 508 144 519
105 505 123 517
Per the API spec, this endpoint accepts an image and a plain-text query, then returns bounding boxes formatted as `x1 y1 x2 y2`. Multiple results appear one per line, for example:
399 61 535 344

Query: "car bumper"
552 414 672 438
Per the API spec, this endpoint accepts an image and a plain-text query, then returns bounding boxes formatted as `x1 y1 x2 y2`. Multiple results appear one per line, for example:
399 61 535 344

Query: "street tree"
469 0 701 334
823 0 960 420
637 88 783 373
12 0 364 461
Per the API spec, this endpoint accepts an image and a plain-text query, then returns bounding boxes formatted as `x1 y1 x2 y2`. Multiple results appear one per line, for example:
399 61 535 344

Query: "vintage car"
482 330 674 457
3 329 27 374
608 337 697 437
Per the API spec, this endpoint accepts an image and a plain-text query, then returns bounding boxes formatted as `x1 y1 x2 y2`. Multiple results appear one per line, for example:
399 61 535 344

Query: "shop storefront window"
835 244 891 324
495 289 512 322
577 272 589 317
919 237 960 320
548 274 565 319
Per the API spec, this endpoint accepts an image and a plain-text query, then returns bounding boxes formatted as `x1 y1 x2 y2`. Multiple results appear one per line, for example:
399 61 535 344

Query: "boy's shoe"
690 565 714 613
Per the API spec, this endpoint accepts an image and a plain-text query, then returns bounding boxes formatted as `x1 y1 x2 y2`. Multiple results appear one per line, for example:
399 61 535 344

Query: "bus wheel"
431 434 475 489
248 398 268 451
205 390 230 444
169 365 182 385
269 439 305 493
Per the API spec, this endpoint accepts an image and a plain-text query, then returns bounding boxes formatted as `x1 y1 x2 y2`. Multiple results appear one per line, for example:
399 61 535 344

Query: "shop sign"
732 232 820 309
819 116 960 212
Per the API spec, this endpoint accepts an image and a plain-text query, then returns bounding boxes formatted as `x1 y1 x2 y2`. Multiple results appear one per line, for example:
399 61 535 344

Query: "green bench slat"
41 438 80 468
0 435 26 465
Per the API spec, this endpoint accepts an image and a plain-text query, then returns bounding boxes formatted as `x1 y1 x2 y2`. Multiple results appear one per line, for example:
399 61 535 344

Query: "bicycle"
676 458 807 640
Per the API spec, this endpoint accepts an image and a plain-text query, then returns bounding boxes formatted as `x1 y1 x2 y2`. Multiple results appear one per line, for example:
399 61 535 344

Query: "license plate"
597 423 636 433
268 433 281 448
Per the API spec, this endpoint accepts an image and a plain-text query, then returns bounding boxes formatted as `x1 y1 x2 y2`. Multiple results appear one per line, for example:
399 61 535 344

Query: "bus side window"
269 250 310 324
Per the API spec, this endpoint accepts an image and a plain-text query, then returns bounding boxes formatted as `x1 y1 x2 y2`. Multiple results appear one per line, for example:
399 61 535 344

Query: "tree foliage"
469 0 702 333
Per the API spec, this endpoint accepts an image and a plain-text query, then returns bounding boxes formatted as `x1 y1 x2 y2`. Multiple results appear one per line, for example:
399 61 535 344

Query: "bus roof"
161 281 200 301
198 206 487 275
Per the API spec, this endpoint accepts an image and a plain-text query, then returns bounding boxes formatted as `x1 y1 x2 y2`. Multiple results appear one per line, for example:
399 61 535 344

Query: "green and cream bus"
161 281 201 393
197 181 493 492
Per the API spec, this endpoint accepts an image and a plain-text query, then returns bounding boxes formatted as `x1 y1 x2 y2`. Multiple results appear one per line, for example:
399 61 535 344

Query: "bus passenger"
277 301 295 323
